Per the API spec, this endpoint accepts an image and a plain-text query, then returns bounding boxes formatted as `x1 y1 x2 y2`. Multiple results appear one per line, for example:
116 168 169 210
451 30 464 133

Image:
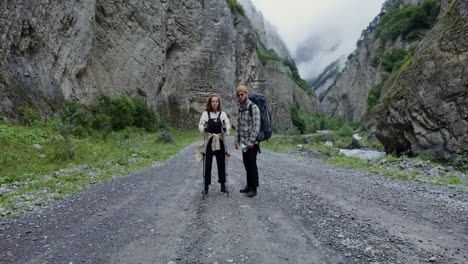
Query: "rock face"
0 0 316 131
309 56 346 100
375 0 468 158
238 0 291 58
319 0 467 157
319 0 407 122
245 60 318 132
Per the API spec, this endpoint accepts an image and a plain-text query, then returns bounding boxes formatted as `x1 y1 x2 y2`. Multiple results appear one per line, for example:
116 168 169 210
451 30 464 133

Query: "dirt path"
1 139 467 264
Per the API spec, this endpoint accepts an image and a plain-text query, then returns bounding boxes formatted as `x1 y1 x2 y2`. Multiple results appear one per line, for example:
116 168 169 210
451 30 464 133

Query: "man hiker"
234 85 261 198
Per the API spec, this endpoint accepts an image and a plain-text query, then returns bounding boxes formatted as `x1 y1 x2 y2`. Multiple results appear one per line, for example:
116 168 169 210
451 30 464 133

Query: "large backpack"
248 93 272 142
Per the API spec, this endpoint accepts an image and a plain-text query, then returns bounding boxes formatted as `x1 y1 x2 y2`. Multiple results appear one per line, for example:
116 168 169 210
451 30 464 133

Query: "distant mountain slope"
238 0 291 58
309 56 346 99
318 0 467 158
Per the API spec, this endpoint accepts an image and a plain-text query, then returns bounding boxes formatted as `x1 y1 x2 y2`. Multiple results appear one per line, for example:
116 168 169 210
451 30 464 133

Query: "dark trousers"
204 139 226 185
242 144 259 190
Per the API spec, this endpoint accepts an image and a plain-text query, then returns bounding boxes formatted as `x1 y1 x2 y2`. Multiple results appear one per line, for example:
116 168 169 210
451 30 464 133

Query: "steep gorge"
0 0 317 131
319 0 467 158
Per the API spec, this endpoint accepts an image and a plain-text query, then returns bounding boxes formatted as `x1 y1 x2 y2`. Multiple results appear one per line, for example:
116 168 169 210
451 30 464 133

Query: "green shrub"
382 48 408 72
57 102 92 137
257 42 281 65
93 95 158 132
289 104 306 134
348 137 362 149
337 124 353 137
108 96 136 130
288 108 354 135
367 76 389 112
18 107 40 126
92 113 112 132
95 95 136 131
376 0 440 42
155 129 174 143
132 98 157 132
226 0 245 16
48 135 76 161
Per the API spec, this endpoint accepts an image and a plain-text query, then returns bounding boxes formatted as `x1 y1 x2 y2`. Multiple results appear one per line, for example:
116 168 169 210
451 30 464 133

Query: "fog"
250 0 386 80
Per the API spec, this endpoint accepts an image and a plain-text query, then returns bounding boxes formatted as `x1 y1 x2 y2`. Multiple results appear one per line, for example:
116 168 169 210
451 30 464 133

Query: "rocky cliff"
309 55 346 99
320 0 408 122
238 0 291 58
320 0 467 158
375 0 467 158
0 0 316 131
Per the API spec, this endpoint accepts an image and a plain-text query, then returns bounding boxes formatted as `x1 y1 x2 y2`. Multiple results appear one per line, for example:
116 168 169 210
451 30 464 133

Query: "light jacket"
194 111 231 161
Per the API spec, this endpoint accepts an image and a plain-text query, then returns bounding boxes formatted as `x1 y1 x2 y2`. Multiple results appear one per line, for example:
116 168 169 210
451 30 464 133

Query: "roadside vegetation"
263 110 467 190
288 106 367 144
0 97 200 217
262 134 467 190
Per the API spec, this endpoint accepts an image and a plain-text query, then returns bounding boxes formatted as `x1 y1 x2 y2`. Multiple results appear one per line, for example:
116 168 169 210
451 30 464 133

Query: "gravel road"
1 139 467 264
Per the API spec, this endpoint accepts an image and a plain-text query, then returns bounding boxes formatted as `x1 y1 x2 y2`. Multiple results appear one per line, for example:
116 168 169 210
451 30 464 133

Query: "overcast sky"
250 0 386 80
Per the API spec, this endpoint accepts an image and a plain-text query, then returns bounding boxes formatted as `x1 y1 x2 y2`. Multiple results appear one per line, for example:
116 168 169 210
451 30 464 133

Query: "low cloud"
250 0 386 80
294 35 341 64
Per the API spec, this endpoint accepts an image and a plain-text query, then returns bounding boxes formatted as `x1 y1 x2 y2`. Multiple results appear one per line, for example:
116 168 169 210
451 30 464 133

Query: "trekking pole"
202 131 206 200
223 120 229 197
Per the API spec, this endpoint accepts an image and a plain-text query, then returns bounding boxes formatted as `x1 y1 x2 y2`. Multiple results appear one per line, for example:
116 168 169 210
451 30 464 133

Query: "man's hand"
234 142 239 150
247 143 254 149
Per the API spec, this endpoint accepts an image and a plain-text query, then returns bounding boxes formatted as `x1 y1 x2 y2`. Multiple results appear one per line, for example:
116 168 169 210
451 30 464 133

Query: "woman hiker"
197 94 231 195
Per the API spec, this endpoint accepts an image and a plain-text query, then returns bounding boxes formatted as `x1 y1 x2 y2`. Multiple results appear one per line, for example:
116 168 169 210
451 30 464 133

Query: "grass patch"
260 134 302 152
0 122 199 217
436 175 464 185
262 134 467 190
327 155 369 169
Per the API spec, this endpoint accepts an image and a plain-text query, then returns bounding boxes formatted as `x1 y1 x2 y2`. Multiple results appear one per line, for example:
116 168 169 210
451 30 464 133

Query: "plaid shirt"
236 99 261 145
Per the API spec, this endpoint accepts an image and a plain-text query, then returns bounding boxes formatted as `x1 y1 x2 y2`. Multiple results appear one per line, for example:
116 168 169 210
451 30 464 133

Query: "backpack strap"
207 111 211 119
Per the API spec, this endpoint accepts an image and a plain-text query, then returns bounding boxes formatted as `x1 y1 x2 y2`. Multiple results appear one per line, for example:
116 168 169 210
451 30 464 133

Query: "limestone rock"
319 0 434 123
0 0 317 131
375 0 468 158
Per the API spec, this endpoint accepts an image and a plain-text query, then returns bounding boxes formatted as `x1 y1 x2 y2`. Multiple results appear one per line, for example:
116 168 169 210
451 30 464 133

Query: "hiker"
234 85 261 197
198 94 231 195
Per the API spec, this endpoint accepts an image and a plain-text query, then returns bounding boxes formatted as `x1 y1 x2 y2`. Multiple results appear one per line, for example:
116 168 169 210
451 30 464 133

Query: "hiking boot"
239 186 249 193
221 183 228 193
203 185 209 195
247 190 257 197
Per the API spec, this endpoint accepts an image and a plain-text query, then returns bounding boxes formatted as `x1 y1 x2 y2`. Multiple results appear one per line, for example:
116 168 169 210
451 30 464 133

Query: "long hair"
205 94 223 112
